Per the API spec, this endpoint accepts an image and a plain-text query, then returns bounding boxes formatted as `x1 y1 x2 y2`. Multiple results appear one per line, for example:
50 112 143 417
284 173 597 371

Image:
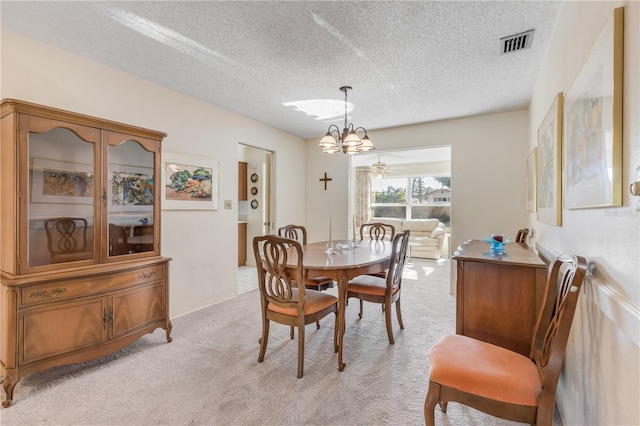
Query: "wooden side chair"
278 224 335 291
253 234 338 378
424 254 587 426
44 217 92 263
360 222 396 242
360 222 396 279
516 228 530 243
347 230 410 344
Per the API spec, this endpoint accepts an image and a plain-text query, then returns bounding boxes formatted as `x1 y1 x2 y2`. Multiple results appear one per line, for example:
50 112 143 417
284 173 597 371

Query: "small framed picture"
251 187 258 195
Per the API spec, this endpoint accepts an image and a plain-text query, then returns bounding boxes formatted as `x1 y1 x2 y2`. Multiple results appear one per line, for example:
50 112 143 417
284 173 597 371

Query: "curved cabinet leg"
165 319 173 343
2 375 17 408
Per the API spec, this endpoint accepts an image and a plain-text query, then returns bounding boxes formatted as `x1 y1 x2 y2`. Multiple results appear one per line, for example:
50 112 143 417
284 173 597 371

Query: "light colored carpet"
0 258 561 425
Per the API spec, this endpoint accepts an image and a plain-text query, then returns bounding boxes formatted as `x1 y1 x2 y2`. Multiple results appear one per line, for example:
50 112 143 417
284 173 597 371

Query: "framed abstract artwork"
162 152 219 210
537 93 563 226
527 148 537 212
109 164 154 213
563 7 623 209
31 158 93 204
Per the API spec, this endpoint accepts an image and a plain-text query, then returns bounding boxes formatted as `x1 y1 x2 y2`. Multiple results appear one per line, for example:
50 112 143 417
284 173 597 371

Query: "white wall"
529 1 639 425
305 110 531 254
1 30 306 317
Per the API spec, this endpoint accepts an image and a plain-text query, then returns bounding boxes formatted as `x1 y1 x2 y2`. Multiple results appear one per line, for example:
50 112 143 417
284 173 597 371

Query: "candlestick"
352 215 356 241
329 214 332 243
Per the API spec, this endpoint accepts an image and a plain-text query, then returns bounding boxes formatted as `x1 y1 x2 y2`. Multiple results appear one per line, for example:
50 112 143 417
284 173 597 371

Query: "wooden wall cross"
319 172 332 190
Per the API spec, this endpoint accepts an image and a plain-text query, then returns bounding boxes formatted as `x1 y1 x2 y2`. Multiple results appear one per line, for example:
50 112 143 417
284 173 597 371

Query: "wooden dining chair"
278 225 335 291
253 234 338 378
516 228 530 243
360 222 396 241
360 222 397 279
44 217 92 263
424 254 587 426
347 230 410 344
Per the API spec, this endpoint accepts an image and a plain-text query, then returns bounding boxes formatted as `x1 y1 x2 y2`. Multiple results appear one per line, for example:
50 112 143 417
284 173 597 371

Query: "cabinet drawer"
20 265 166 306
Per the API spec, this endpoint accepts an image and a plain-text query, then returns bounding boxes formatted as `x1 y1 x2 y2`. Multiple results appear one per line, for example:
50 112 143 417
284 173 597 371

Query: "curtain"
354 166 371 237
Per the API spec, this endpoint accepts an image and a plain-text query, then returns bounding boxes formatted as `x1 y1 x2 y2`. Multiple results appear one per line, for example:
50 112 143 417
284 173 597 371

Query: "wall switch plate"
224 200 232 209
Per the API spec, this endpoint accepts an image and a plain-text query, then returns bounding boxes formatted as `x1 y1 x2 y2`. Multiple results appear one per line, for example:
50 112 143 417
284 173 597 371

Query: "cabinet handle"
103 309 107 329
109 307 114 325
30 287 67 298
139 270 158 279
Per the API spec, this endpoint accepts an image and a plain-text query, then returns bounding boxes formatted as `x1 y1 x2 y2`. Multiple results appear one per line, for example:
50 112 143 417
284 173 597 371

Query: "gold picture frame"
563 7 623 209
527 148 537 212
537 93 563 226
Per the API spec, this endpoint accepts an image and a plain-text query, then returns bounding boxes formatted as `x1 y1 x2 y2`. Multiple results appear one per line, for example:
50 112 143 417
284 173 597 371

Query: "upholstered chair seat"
429 334 541 407
267 288 339 317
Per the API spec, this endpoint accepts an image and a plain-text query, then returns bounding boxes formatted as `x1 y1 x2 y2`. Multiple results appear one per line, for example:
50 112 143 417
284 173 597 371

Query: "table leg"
337 274 348 371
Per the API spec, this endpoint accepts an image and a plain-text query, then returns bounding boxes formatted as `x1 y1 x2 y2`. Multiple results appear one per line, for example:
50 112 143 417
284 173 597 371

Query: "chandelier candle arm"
318 86 375 154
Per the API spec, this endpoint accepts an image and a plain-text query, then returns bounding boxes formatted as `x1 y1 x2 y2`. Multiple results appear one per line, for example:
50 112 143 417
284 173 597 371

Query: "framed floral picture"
537 93 563 226
563 7 623 209
162 152 219 210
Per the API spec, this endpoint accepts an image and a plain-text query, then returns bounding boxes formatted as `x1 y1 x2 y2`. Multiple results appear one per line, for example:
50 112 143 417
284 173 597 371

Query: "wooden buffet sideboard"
453 240 547 356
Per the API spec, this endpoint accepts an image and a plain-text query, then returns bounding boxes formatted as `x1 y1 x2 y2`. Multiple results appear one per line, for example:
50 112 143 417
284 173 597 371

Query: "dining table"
286 239 393 371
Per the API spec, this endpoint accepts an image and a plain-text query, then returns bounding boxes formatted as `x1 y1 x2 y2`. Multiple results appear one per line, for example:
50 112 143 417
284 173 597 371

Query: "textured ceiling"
1 1 560 140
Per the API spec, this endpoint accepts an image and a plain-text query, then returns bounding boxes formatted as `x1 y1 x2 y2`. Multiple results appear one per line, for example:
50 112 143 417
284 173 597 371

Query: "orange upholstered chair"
253 234 338 378
516 228 530 243
359 222 396 242
278 225 335 291
360 222 396 279
424 254 587 426
347 230 410 344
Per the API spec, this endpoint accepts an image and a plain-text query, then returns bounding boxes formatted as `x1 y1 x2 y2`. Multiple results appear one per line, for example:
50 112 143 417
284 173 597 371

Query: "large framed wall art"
527 148 538 212
537 93 563 226
563 7 623 209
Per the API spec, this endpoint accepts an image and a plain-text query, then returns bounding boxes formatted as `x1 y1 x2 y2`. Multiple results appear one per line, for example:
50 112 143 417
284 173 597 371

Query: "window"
371 175 450 226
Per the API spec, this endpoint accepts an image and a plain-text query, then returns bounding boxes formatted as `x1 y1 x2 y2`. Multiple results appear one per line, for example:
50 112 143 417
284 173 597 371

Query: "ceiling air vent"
500 29 535 55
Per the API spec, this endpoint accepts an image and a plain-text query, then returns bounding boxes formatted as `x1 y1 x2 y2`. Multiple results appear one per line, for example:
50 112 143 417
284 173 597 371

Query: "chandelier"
318 86 375 154
371 155 388 179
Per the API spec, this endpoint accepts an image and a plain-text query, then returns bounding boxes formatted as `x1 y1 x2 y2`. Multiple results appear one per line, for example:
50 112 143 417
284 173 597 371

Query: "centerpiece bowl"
482 234 511 254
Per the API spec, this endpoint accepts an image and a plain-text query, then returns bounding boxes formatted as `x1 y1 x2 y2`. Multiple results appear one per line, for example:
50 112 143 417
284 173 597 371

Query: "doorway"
238 144 274 294
349 146 452 258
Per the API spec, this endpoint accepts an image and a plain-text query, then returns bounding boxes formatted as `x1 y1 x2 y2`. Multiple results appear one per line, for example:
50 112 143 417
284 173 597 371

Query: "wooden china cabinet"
0 99 172 407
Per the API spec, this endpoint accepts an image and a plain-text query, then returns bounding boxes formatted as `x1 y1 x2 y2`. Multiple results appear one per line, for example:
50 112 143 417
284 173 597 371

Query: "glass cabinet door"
27 125 98 268
107 139 156 257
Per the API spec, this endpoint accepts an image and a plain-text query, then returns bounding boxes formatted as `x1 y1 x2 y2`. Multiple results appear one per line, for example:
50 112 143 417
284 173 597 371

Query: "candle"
352 215 356 240
329 215 332 242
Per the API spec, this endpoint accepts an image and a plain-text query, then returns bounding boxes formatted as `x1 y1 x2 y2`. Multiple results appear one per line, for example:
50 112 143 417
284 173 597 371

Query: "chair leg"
316 320 320 329
297 324 305 378
359 299 364 319
424 381 442 426
396 299 404 329
334 312 339 352
290 325 294 339
258 319 270 363
384 302 394 344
